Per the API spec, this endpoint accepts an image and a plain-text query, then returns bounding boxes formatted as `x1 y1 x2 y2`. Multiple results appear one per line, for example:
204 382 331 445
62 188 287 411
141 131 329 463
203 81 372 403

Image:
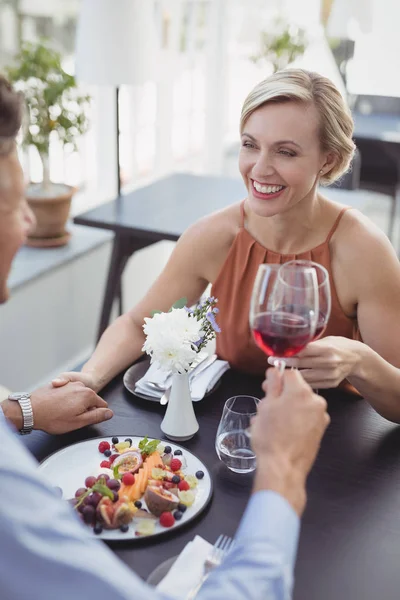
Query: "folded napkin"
135 358 230 402
156 535 213 599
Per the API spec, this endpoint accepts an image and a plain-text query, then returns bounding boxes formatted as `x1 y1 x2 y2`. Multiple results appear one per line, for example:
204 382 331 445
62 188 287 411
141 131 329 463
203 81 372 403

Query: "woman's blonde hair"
240 69 355 186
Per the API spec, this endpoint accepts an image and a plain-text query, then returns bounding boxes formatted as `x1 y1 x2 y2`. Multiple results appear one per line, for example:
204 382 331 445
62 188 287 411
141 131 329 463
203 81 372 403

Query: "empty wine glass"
249 263 319 372
284 260 331 341
215 396 260 473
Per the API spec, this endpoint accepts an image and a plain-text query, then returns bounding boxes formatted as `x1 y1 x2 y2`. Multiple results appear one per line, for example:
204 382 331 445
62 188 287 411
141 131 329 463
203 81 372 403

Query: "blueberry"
112 436 119 444
173 510 183 521
124 438 132 446
134 500 142 509
93 524 103 535
195 470 204 480
164 445 172 454
172 475 181 484
174 449 183 456
120 524 129 533
177 503 187 513
104 449 111 457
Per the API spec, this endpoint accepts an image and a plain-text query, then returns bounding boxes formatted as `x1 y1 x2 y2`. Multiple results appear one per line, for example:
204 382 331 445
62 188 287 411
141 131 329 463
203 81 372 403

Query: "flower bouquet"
142 297 221 441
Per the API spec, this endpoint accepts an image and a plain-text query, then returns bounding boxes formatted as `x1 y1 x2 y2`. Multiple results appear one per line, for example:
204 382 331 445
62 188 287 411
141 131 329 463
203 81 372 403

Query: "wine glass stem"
273 358 286 374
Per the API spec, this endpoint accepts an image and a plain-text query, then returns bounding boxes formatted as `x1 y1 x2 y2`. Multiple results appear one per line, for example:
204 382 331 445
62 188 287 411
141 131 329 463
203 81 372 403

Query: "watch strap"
18 393 34 434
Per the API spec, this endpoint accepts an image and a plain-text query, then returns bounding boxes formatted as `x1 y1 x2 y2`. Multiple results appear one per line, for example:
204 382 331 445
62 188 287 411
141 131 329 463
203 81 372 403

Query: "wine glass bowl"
249 263 319 369
284 260 331 341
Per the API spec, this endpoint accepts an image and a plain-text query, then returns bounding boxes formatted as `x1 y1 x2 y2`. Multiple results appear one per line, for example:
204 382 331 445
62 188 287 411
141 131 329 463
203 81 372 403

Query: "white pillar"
203 0 227 174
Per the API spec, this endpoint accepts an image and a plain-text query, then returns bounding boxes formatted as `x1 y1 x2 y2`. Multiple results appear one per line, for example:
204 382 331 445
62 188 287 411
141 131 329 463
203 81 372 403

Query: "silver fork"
186 534 234 600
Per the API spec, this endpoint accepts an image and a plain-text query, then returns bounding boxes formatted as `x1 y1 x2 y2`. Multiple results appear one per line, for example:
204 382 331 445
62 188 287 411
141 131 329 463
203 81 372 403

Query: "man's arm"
0 368 328 600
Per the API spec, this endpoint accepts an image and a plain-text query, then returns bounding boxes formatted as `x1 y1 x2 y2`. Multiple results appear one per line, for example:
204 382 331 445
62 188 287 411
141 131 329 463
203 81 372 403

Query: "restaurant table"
74 173 246 340
23 368 400 600
74 172 392 341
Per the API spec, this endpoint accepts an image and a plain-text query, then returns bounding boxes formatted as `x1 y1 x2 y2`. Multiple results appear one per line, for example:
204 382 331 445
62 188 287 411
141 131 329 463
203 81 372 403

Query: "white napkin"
135 359 230 401
156 535 213 599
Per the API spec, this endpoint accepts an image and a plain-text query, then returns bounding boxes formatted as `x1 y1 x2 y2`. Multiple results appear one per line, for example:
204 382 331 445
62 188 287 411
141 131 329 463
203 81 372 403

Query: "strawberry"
100 460 111 468
178 480 190 491
170 458 182 472
121 472 135 486
98 441 110 454
159 511 175 527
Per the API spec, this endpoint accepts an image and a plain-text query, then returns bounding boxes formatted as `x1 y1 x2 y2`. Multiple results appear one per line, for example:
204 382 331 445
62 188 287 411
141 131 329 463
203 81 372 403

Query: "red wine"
252 311 312 358
312 312 328 341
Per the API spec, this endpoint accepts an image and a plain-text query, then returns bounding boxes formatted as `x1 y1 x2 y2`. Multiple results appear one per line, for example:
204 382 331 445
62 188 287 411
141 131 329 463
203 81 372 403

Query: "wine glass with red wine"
249 263 319 372
285 260 331 341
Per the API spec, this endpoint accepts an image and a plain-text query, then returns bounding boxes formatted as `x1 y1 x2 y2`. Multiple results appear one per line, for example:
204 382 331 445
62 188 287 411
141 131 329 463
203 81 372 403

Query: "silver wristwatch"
8 392 34 434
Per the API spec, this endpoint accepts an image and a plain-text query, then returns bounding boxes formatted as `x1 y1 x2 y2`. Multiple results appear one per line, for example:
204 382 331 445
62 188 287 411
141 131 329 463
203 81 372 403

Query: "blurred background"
1 0 399 392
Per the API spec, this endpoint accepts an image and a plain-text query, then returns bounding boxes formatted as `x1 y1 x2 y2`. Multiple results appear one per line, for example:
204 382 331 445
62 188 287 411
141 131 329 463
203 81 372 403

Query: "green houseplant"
250 18 308 74
6 40 90 247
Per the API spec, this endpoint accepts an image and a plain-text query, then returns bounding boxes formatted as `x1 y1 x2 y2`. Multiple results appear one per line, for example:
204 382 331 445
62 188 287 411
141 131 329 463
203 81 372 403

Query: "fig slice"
144 485 179 517
96 497 136 529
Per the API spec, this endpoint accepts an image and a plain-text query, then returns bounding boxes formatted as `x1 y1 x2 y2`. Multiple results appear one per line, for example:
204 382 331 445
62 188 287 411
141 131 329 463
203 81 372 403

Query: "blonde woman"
56 69 400 422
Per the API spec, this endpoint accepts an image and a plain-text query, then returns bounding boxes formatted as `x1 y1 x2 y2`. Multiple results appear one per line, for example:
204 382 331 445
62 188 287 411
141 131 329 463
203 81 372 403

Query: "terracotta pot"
26 183 77 248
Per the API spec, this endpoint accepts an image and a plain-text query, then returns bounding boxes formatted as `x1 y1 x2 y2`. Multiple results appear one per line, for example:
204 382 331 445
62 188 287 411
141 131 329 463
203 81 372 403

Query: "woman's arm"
54 209 236 392
284 215 400 422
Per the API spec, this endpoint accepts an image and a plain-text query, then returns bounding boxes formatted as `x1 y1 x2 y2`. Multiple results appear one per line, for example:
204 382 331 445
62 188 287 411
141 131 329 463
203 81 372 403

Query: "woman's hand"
268 336 363 389
52 371 100 392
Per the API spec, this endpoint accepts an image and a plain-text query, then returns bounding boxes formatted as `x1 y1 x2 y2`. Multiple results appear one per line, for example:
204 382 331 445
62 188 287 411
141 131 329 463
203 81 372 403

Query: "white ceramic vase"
160 371 199 441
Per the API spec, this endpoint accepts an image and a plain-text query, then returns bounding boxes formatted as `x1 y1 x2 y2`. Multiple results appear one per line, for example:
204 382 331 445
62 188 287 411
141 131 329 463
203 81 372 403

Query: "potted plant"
6 40 90 247
250 18 308 74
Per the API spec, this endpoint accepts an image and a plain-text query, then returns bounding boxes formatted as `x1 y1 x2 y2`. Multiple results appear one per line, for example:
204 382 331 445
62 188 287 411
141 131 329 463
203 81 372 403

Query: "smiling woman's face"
0 151 35 304
239 100 332 218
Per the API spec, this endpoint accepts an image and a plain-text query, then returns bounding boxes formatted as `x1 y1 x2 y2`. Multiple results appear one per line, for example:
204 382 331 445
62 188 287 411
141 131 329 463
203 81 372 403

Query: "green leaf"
171 297 188 310
138 436 160 456
91 482 114 500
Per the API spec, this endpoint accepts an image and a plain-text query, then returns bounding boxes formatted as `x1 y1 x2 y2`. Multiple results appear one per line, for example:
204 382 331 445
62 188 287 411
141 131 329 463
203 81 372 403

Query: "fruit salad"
70 436 205 536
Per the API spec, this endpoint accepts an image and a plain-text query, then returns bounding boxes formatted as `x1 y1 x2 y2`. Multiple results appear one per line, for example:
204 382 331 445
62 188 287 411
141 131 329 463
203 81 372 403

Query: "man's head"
0 75 35 303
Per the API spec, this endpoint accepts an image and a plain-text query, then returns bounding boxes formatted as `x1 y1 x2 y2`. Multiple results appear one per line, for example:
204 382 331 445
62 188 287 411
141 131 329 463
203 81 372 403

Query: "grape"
88 492 102 507
85 476 97 488
107 479 121 491
75 487 87 498
82 505 95 524
112 491 119 503
97 474 110 482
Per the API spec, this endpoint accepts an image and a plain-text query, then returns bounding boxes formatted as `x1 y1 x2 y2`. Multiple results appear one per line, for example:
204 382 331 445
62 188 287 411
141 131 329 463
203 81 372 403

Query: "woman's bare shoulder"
182 201 243 251
332 205 398 272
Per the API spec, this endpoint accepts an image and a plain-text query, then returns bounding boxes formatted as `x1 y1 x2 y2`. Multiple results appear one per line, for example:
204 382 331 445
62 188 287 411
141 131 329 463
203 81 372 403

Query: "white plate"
38 436 213 541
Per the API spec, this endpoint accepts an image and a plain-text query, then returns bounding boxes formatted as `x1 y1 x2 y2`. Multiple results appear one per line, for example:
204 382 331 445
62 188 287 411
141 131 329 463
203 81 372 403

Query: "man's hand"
3 382 113 434
251 368 330 516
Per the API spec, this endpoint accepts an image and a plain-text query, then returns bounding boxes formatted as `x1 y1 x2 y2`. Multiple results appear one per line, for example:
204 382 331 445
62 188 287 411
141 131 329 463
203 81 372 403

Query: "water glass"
215 395 259 473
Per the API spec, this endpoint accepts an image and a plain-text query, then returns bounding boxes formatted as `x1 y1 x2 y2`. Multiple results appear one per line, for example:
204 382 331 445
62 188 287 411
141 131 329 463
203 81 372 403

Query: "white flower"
142 308 202 373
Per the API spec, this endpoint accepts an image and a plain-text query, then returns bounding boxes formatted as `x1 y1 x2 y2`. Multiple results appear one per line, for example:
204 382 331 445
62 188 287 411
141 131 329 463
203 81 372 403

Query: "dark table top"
354 112 400 144
74 172 389 240
74 173 246 241
23 369 400 600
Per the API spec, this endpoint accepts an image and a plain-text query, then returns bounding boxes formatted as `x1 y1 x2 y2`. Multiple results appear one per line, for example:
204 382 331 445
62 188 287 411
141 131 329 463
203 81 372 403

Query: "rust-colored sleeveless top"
211 202 359 384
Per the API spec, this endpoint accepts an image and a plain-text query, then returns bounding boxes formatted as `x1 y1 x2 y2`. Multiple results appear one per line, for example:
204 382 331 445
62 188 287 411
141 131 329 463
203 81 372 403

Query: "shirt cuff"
236 490 300 570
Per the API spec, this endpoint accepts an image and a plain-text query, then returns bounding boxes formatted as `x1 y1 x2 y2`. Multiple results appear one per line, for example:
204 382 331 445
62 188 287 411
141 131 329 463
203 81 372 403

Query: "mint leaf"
92 482 114 500
138 436 160 456
151 309 162 316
